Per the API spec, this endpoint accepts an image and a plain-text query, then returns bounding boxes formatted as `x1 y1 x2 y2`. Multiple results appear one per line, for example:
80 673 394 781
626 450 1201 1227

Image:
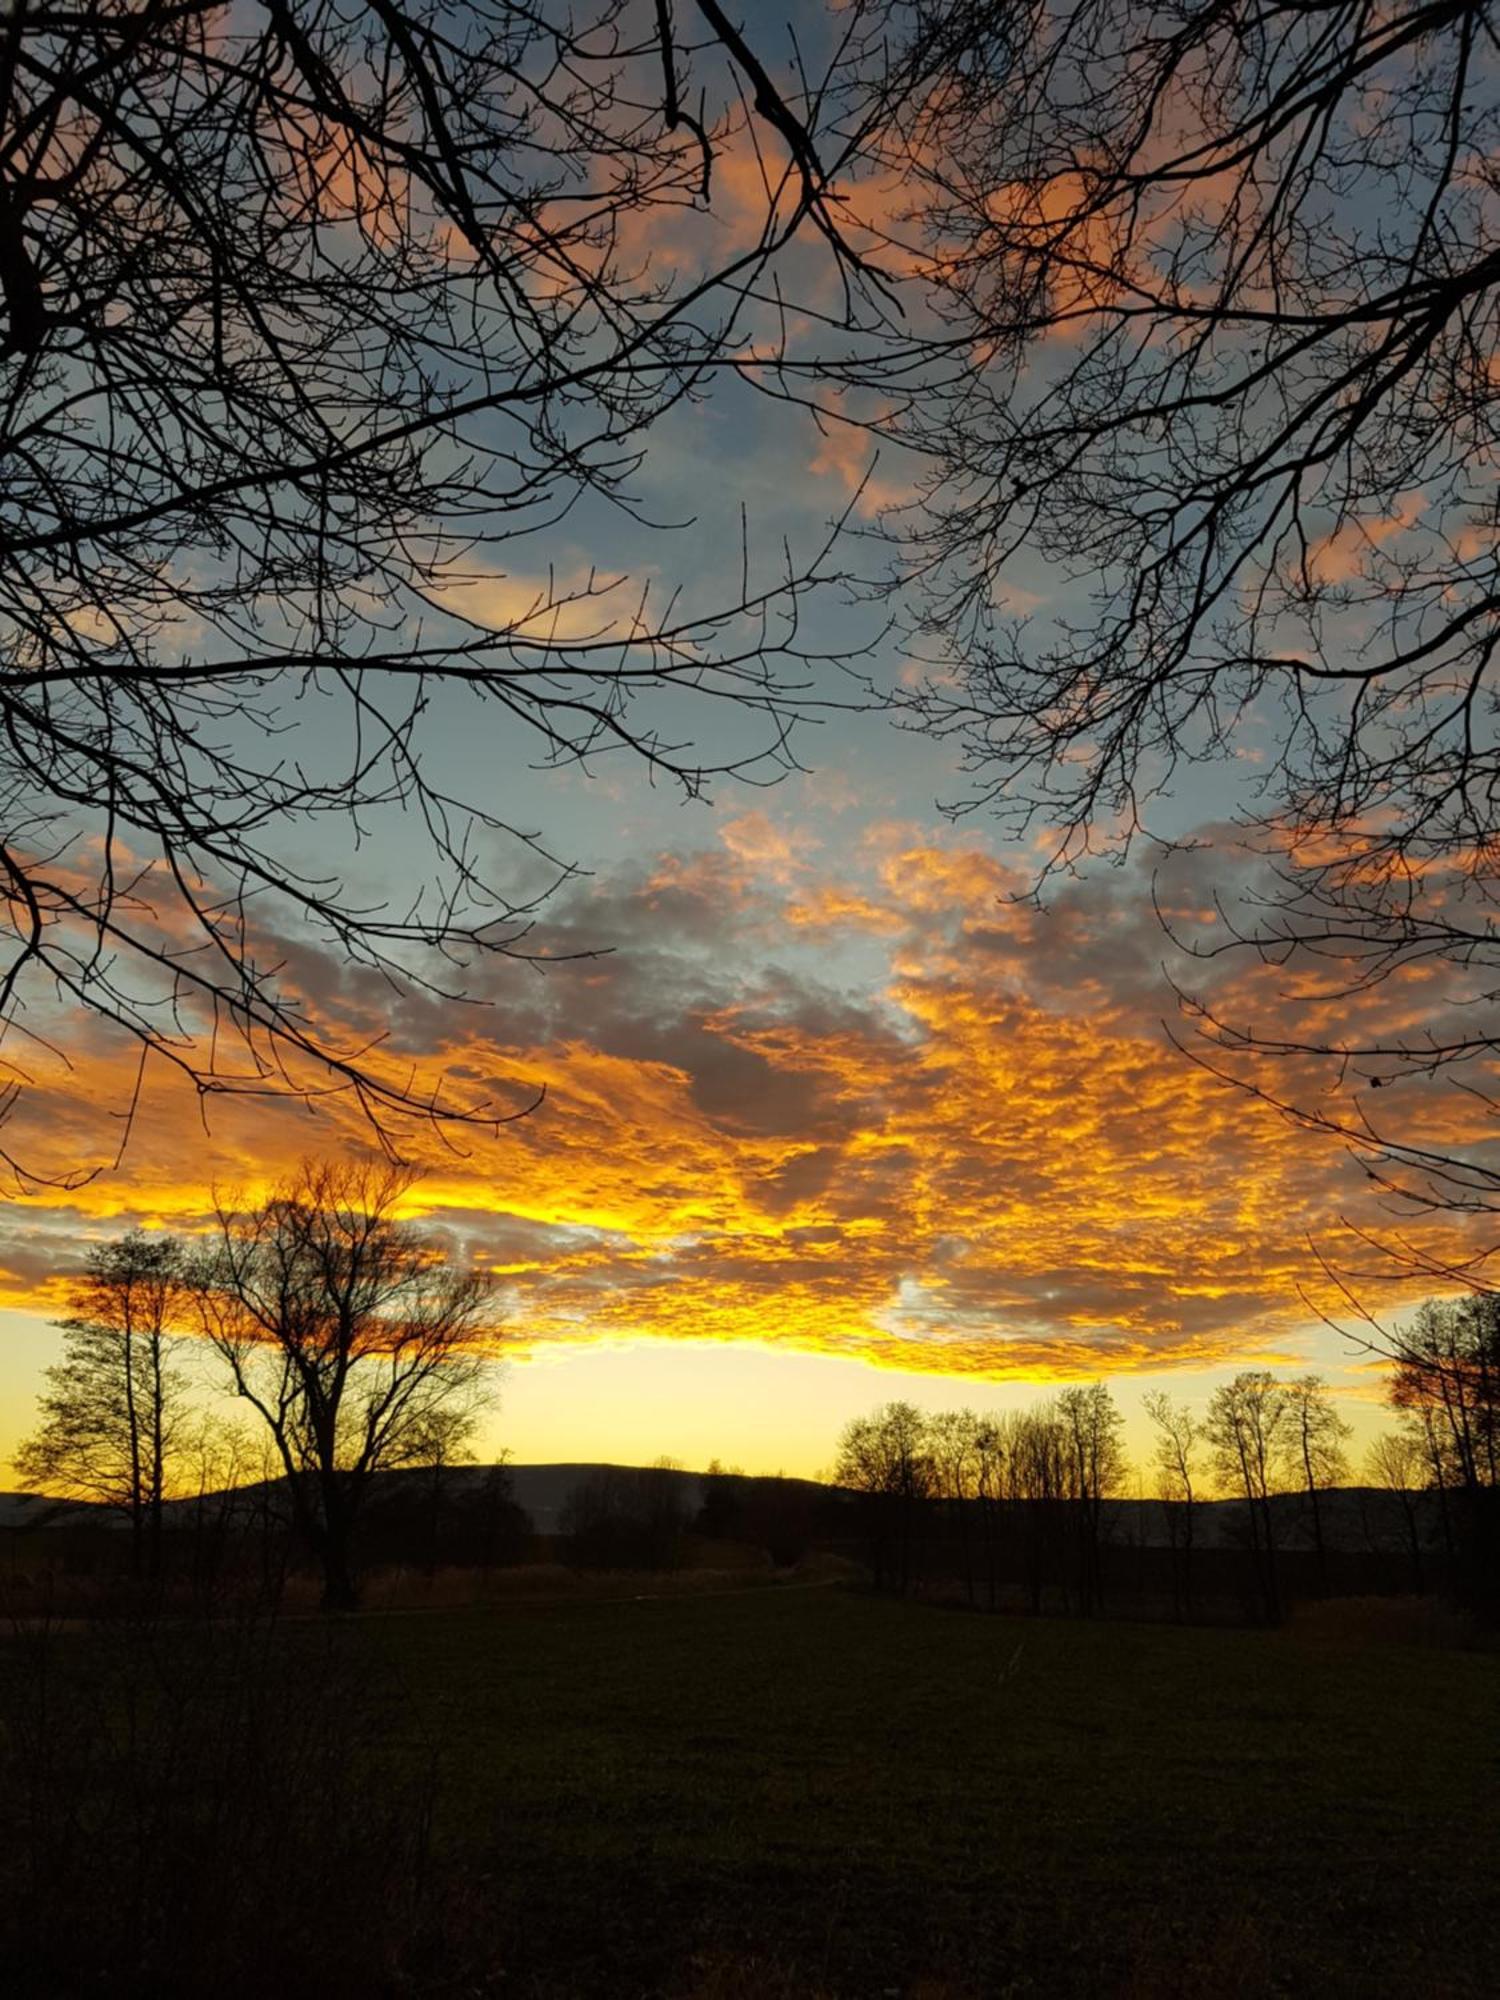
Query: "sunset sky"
0 380 1464 1480
0 45 1479 1486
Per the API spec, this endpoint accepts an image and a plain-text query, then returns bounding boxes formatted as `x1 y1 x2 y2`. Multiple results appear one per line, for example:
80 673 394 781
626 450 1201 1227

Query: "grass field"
351 1584 1499 1997
4 1582 1498 1996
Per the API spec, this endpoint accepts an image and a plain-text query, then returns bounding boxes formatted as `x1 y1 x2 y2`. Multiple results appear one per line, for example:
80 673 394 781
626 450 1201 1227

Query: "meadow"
387 1586 1498 1997
4 1582 1497 1997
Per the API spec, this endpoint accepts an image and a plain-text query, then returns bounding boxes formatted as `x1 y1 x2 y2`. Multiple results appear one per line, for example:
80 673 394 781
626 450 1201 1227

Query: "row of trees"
1147 1375 1352 1622
835 1387 1128 1611
3 7 1498 1599
559 1461 689 1572
14 1159 496 1607
835 1326 1500 1622
5 4 1499 1643
833 1375 1350 1619
17 1155 1499 1618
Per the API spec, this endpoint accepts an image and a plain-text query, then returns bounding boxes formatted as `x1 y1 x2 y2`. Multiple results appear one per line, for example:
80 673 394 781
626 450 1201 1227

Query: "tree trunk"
1257 1496 1281 1623
317 1475 361 1612
320 1542 361 1613
147 1333 166 1583
1302 1434 1329 1597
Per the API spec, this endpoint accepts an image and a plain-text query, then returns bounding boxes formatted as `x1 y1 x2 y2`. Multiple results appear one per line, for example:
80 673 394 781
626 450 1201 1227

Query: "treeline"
556 1461 832 1573
835 1388 1131 1618
834 1315 1499 1624
834 1376 1348 1622
559 1462 692 1571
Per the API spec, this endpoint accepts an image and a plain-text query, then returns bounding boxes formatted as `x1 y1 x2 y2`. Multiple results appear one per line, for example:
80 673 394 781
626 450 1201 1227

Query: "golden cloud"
0 831 1489 1384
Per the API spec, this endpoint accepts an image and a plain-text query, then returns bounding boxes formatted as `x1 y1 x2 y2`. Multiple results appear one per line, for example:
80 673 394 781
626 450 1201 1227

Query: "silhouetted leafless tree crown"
0 0 889 1173
13 1226 192 1575
870 0 1498 858
845 0 1500 1227
192 1155 497 1607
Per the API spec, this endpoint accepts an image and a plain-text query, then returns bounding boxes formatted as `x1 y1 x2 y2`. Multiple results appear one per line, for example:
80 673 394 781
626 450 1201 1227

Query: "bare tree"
0 0 894 1177
407 1402 480 1580
13 1229 191 1578
1143 1389 1201 1619
834 1400 933 1595
1387 1294 1499 1609
1057 1381 1124 1615
1001 1401 1070 1615
1281 1374 1352 1596
192 1157 496 1608
560 1457 687 1571
842 0 1500 1232
970 1415 1007 1611
1365 1430 1429 1595
927 1407 984 1604
1205 1371 1291 1622
1391 1297 1500 1492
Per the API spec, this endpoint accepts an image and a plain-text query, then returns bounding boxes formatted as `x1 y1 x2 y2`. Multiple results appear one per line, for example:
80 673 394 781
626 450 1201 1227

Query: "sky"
0 7 1484 1484
0 592 1465 1478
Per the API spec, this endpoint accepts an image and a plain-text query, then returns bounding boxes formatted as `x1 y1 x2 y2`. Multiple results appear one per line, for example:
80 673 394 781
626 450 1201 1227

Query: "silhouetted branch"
0 0 896 1177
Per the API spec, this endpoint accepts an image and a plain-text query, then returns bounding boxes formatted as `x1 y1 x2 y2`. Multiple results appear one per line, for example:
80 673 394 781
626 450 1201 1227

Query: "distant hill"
0 1467 1442 1556
0 1490 112 1529
0 1462 731 1535
498 1462 831 1532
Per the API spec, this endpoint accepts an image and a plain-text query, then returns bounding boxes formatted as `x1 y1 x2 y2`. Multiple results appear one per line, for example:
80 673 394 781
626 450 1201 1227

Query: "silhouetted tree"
1206 1372 1290 1622
173 1414 270 1607
1057 1382 1125 1614
465 1461 532 1576
696 1459 746 1542
1282 1375 1352 1595
0 0 889 1174
1143 1390 1201 1618
1365 1431 1429 1595
14 1230 191 1579
561 1459 687 1571
928 1408 984 1604
637 1457 689 1569
970 1417 1008 1610
192 1158 496 1609
835 1401 933 1594
1002 1402 1070 1614
1388 1296 1500 1612
411 1406 479 1578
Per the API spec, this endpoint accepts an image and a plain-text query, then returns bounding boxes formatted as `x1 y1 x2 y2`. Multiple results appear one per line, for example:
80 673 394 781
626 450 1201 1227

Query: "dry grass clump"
1287 1594 1478 1650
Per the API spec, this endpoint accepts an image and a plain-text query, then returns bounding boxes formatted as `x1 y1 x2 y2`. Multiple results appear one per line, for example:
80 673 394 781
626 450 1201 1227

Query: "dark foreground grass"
357 1585 1499 1998
3 1584 1496 1995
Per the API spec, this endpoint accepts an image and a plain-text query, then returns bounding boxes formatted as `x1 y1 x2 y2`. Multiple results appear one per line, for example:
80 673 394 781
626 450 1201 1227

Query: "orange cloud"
1308 493 1428 586
718 812 805 883
804 395 914 517
785 886 904 935
0 833 1488 1388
